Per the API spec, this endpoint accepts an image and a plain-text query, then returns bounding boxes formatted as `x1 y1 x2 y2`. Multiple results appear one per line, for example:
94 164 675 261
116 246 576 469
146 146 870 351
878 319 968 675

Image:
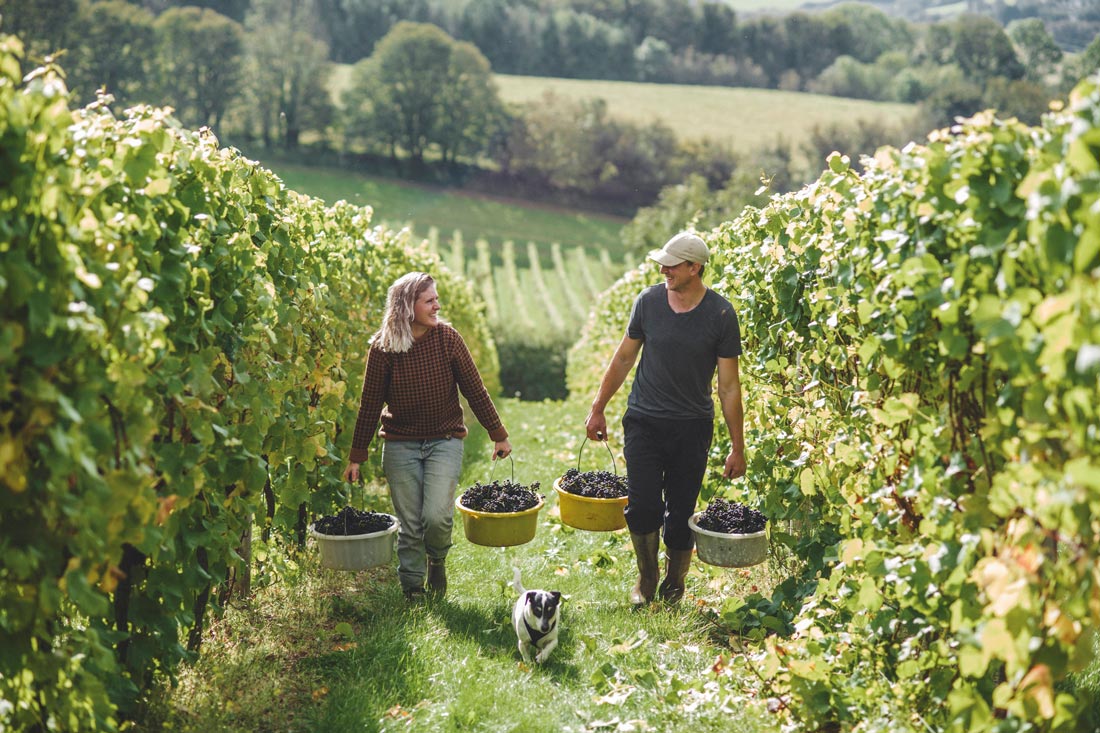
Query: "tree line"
4 0 1100 218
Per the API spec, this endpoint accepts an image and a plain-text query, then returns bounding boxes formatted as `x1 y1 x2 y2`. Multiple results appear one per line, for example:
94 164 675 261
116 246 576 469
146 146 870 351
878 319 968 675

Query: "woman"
343 272 511 601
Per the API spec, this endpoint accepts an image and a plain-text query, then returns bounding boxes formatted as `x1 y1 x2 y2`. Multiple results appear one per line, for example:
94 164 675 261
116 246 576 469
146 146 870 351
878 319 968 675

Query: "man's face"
660 260 697 291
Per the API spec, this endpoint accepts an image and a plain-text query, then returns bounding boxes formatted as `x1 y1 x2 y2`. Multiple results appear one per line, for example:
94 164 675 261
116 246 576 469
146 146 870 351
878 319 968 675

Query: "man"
585 231 745 604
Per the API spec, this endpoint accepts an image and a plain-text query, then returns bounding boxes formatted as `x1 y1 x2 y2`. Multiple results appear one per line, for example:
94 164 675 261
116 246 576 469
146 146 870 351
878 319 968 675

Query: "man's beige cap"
648 232 709 266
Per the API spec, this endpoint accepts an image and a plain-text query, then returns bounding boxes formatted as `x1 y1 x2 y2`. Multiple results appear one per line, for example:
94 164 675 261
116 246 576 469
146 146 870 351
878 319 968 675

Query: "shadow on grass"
428 596 514 652
425 595 582 682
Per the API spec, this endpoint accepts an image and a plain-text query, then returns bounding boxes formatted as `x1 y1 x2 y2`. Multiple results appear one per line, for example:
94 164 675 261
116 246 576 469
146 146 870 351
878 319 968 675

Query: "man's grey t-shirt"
626 284 741 420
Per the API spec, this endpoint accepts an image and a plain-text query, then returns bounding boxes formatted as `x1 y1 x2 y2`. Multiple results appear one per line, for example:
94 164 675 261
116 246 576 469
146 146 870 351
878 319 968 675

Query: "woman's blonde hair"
371 272 438 353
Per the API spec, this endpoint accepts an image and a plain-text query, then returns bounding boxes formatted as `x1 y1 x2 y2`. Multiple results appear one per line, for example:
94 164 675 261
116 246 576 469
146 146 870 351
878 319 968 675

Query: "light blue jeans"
382 437 465 591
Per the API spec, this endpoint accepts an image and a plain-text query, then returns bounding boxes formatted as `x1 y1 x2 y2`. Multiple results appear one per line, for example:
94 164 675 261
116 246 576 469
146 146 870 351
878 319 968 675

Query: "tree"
647 0 703 49
242 0 332 148
951 13 1024 83
695 2 738 56
634 36 672 82
311 0 429 64
539 12 565 76
619 140 794 258
0 0 78 60
918 73 985 127
982 76 1053 125
344 21 502 169
739 15 789 87
154 6 244 130
65 0 156 107
435 40 505 168
809 55 892 100
781 11 851 89
157 0 252 22
457 0 514 71
1060 29 1100 88
820 3 914 64
568 0 662 44
1008 17 1063 82
555 11 635 81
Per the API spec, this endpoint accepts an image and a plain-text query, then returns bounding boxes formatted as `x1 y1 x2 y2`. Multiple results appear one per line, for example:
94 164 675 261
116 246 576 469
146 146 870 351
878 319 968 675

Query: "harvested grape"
459 480 542 512
695 498 766 534
558 467 627 498
314 506 395 536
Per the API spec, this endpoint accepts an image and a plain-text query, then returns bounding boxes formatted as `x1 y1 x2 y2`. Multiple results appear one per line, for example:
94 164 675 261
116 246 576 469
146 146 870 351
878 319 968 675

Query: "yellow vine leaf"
0 438 28 492
1019 664 1055 719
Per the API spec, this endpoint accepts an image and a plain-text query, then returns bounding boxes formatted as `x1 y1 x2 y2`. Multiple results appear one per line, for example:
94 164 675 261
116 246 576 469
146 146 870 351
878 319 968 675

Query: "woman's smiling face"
412 284 440 333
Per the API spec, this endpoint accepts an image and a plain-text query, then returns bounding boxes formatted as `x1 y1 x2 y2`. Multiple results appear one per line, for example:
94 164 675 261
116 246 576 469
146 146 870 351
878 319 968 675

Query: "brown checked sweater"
347 323 508 463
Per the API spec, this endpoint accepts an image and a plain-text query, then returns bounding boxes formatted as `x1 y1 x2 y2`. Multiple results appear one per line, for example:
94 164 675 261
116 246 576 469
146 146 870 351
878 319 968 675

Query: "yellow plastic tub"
554 478 628 532
455 496 544 547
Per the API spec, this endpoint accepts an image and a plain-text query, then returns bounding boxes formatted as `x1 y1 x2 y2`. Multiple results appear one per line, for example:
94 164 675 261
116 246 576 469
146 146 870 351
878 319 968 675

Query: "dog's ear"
525 591 536 604
551 591 562 602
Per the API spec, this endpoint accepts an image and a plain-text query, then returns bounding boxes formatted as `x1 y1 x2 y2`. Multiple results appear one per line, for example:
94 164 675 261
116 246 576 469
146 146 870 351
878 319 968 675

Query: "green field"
266 160 634 338
493 75 918 153
328 67 918 157
267 160 626 257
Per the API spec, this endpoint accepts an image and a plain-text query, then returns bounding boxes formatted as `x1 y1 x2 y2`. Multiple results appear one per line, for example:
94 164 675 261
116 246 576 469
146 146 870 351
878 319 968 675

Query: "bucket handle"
577 436 618 475
489 453 515 483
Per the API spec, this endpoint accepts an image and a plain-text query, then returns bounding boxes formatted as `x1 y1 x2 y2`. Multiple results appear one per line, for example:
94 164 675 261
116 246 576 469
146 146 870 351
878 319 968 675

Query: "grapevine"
571 88 1100 731
0 38 497 731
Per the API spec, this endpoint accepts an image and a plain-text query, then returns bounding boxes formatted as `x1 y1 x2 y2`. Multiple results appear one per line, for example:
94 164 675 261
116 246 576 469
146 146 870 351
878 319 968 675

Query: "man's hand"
722 451 746 479
585 408 608 441
585 335 641 443
343 462 361 483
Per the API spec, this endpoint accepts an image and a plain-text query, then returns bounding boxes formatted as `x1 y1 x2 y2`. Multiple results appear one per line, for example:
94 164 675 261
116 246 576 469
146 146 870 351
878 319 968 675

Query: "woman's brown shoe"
427 558 447 597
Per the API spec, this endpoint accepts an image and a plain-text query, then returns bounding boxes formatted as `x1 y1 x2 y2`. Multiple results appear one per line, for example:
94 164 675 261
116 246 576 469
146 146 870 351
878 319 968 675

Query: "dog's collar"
523 617 556 644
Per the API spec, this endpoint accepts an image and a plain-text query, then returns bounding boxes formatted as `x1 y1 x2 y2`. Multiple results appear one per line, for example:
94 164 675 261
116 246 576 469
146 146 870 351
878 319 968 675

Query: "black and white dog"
511 566 561 664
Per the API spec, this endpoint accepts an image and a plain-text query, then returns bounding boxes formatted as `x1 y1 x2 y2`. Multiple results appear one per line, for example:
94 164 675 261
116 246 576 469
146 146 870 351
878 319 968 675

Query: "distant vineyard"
425 226 634 341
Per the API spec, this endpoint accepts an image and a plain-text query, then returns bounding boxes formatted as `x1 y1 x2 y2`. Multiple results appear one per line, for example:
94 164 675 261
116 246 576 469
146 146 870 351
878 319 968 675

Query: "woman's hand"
343 462 361 483
492 439 512 460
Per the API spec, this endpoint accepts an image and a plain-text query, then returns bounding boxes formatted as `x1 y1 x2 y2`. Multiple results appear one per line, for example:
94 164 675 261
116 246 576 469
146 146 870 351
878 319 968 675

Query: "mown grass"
493 75 917 155
265 160 627 258
143 398 781 733
326 68 918 160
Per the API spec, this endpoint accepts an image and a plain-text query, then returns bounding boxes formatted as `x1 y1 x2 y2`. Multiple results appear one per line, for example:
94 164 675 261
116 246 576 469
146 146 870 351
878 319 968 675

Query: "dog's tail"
511 565 525 596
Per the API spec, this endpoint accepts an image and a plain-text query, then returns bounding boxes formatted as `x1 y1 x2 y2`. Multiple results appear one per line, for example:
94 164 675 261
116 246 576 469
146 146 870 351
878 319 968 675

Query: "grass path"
149 399 779 732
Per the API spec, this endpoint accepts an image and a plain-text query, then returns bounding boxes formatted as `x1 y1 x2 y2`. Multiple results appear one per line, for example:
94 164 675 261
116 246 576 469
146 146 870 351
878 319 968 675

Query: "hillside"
329 65 919 159
729 0 1100 49
493 74 918 153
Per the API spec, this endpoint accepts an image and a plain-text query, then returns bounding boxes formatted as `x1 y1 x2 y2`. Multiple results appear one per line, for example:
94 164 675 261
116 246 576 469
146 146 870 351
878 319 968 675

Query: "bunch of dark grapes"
558 468 628 499
696 498 767 534
314 506 395 536
459 480 542 513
